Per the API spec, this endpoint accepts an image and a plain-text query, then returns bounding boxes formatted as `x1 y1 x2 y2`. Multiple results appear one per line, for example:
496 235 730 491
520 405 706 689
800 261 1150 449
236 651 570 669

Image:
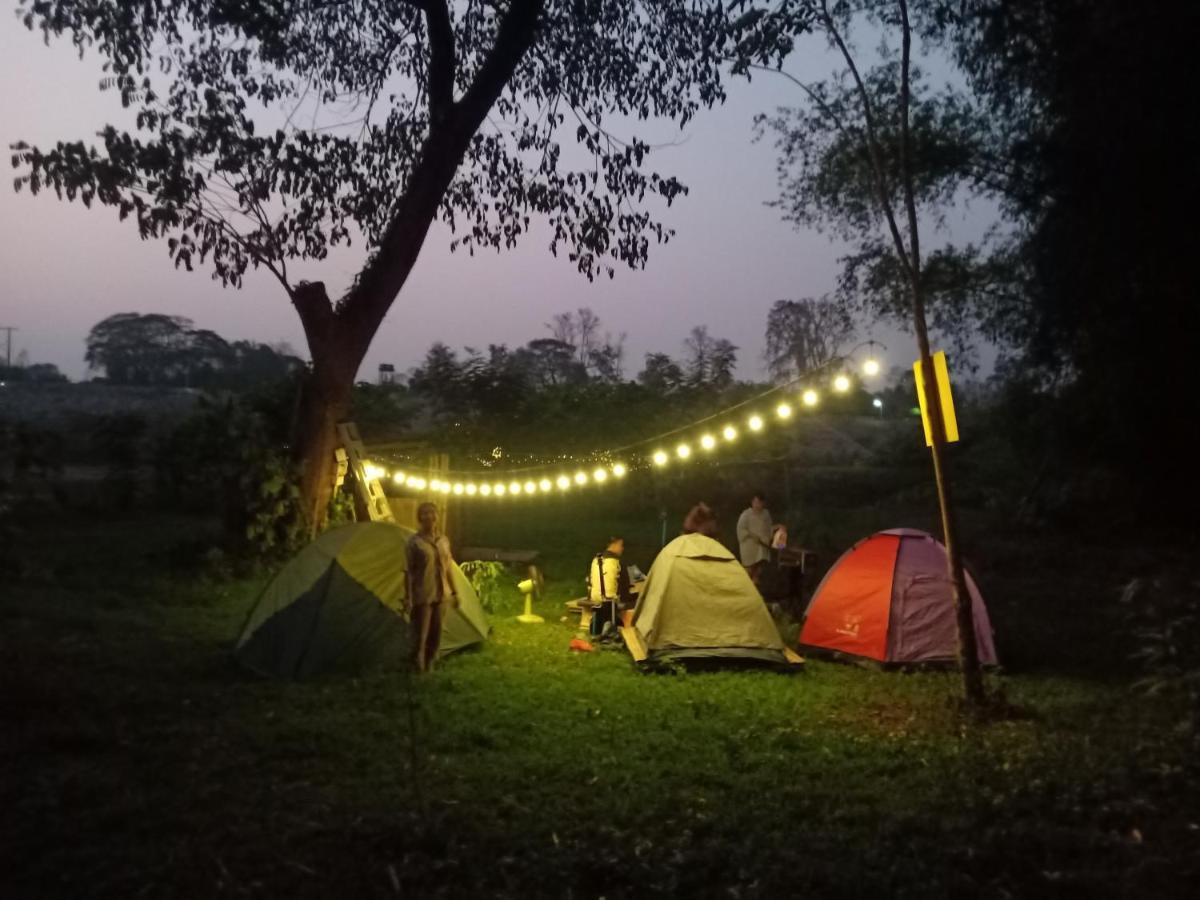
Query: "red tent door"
800 535 899 661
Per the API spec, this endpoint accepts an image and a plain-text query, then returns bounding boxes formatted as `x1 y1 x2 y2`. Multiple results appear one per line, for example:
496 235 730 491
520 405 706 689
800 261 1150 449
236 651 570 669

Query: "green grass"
2 506 1198 898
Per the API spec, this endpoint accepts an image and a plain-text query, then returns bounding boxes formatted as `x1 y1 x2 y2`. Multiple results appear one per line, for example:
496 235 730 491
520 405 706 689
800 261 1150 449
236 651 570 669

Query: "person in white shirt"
736 492 773 586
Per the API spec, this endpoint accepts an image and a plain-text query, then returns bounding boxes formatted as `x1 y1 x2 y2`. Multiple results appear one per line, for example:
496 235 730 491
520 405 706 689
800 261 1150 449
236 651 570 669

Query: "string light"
378 350 888 500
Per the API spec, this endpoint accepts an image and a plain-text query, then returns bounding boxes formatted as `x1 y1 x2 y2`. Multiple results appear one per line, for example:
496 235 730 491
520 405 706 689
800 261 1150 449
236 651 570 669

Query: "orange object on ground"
569 638 595 652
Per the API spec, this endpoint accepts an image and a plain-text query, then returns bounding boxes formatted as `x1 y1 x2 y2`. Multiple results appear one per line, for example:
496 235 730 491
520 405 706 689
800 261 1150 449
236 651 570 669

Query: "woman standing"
405 502 456 672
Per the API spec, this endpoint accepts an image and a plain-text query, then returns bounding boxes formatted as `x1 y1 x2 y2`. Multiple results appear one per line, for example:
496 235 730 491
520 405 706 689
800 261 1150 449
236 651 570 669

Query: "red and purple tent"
799 529 997 666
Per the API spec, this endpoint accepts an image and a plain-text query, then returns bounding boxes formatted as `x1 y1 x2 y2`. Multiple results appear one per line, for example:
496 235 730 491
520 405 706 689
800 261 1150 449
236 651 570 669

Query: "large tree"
764 296 854 381
13 0 808 528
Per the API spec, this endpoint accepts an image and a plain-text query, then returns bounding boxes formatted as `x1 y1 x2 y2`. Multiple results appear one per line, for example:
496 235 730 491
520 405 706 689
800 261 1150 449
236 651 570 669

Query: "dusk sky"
0 14 997 384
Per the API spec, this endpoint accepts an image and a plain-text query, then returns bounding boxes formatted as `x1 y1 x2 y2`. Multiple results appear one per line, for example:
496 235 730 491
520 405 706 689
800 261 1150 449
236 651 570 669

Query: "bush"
459 560 506 613
1124 570 1200 754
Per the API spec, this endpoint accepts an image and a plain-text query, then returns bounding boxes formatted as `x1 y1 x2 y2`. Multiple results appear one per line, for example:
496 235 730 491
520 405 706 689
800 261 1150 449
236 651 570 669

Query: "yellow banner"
913 351 959 446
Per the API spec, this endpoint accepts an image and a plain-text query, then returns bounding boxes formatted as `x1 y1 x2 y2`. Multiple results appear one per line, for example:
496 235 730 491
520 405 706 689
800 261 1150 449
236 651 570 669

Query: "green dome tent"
235 522 489 679
624 533 802 669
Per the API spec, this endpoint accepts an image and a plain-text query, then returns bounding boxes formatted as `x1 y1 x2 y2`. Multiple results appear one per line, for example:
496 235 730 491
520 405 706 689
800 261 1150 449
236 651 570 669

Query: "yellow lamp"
700 434 716 450
524 480 537 494
748 414 764 432
509 481 522 495
539 478 553 492
556 475 571 490
466 483 478 496
802 389 819 408
723 425 737 441
593 468 608 483
862 358 881 377
611 463 627 478
776 402 792 419
574 471 588 485
676 443 691 459
652 450 668 467
833 374 851 393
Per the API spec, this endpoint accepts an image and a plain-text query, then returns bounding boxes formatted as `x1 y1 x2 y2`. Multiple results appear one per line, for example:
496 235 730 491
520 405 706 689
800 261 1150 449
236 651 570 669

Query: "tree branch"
819 0 915 281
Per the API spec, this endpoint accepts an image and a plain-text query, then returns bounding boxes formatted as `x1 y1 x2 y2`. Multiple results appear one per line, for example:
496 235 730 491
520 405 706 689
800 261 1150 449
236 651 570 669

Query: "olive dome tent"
799 528 997 666
623 533 801 668
235 522 489 679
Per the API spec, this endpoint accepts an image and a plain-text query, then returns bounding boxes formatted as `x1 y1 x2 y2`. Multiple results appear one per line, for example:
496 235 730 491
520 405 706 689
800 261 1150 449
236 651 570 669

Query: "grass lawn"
2 504 1198 898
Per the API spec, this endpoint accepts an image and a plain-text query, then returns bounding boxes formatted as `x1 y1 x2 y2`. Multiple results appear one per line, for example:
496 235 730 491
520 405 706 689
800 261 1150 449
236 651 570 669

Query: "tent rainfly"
799 528 997 666
623 533 802 669
235 522 489 679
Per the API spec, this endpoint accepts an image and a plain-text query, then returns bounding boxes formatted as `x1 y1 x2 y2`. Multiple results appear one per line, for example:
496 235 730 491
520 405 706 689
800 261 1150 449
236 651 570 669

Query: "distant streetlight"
873 397 884 418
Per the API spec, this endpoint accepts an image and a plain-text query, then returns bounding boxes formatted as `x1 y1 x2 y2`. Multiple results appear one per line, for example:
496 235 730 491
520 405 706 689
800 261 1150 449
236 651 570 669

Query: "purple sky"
0 16 996 384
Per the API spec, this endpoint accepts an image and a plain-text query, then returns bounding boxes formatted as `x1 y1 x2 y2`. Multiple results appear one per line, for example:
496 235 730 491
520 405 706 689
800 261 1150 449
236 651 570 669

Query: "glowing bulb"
802 389 819 408
748 415 764 432
653 450 669 467
556 475 571 490
700 434 716 450
574 471 588 485
539 478 553 492
453 483 464 495
611 463 627 478
676 443 691 459
413 477 427 490
776 403 792 419
392 471 406 484
524 481 537 494
466 483 478 496
862 358 881 377
723 425 737 442
593 468 608 483
833 374 851 393
480 484 492 497
509 481 522 495
873 398 883 409
494 483 506 497
429 479 441 492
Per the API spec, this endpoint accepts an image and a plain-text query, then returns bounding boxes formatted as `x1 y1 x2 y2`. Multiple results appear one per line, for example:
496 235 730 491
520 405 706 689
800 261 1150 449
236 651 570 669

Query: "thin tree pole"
0 327 16 369
819 0 984 706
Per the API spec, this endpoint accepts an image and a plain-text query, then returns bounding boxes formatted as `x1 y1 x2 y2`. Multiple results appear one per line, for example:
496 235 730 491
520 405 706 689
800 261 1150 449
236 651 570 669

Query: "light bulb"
776 403 792 419
508 481 521 495
653 450 669 467
574 471 588 485
392 471 406 484
480 484 492 496
676 443 691 459
862 358 881 377
833 374 851 393
524 481 537 494
611 463 627 478
700 434 716 450
453 483 464 495
466 483 478 496
494 483 506 497
723 425 737 441
802 389 819 408
593 468 608 483
748 415 764 432
539 478 553 492
556 475 571 490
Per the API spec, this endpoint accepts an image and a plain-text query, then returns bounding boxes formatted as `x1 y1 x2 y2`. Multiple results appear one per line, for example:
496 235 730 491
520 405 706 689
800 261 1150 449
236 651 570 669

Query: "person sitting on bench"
588 535 632 638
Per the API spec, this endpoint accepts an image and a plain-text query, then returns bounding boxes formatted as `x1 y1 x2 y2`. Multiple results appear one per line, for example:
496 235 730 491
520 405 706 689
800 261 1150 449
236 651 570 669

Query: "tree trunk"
291 281 366 536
